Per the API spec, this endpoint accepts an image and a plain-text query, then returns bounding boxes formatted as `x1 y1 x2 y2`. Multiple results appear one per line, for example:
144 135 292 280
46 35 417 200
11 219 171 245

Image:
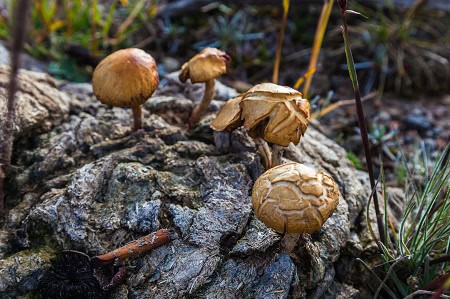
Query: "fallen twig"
0 0 31 213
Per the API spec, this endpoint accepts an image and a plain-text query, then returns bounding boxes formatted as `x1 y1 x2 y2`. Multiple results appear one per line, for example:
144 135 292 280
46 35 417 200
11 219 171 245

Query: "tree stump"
0 67 375 298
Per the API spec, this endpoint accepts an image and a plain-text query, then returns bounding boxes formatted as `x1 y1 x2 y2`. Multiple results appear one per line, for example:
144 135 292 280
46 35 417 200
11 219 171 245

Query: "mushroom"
252 162 339 251
92 48 159 131
179 47 231 128
211 83 310 169
39 229 175 298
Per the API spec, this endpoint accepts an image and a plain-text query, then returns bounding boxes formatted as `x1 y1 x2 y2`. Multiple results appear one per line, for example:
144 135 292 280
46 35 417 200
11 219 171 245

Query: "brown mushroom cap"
92 48 159 108
210 95 243 131
179 48 231 83
211 83 310 146
242 83 310 146
252 162 339 234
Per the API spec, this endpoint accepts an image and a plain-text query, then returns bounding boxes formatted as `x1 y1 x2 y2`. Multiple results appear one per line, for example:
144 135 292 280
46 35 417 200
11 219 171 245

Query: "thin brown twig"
91 229 176 266
374 256 407 298
303 0 334 97
0 0 31 214
312 91 376 119
272 0 289 84
91 0 98 55
429 254 450 266
404 290 450 299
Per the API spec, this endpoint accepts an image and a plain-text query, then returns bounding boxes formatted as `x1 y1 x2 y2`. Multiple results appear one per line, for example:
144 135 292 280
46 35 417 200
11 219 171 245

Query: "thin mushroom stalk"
188 79 215 127
254 138 273 170
282 233 302 254
132 106 143 131
271 144 285 167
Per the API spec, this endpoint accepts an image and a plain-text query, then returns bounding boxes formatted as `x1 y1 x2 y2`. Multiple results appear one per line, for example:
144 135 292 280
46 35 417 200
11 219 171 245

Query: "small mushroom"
39 229 176 298
252 162 339 251
92 48 159 131
179 47 231 128
211 83 310 168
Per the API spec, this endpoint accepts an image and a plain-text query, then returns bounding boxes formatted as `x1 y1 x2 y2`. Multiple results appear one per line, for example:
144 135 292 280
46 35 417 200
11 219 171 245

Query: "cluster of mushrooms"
40 47 340 297
92 46 339 244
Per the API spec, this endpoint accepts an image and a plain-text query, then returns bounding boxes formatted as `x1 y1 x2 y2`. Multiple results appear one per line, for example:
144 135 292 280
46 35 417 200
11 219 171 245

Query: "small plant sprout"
39 229 176 298
211 83 310 169
92 48 159 131
362 146 450 298
179 47 231 128
252 162 339 252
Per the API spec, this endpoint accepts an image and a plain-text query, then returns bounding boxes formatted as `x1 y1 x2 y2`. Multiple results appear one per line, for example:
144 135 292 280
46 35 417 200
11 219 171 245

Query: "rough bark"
0 67 377 298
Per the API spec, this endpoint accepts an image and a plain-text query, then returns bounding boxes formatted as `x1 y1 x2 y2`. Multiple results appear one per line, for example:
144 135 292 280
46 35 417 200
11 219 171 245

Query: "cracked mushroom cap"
92 48 159 108
179 48 231 83
211 83 310 146
252 162 339 234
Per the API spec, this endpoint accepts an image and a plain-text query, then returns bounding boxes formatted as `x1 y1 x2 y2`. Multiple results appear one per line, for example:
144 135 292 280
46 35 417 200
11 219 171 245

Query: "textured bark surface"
0 66 70 139
0 67 376 298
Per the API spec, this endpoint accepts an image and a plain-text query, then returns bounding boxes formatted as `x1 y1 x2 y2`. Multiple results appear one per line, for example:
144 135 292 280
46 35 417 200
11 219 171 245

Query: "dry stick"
111 0 146 45
311 91 376 119
302 0 334 97
0 0 31 213
404 290 450 299
339 5 385 245
91 0 98 55
65 0 72 36
272 0 289 84
92 229 175 266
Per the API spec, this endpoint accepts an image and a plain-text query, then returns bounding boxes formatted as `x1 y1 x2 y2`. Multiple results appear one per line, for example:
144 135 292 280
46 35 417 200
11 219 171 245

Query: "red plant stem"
423 273 450 291
440 145 449 171
342 14 385 245
91 229 175 266
429 253 450 266
0 0 31 213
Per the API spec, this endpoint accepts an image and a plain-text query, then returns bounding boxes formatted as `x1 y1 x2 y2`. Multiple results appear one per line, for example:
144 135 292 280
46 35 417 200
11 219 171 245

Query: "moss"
347 152 363 170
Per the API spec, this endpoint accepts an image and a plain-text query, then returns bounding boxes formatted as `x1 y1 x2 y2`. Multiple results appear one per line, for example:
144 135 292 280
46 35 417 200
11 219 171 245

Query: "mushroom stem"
189 79 215 128
132 106 142 131
271 144 284 167
282 233 301 254
254 138 273 170
91 229 176 266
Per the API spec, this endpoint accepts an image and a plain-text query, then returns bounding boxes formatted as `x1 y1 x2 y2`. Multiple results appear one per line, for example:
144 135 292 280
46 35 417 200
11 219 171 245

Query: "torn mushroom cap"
210 95 243 131
211 83 310 147
92 48 159 108
252 162 339 234
179 48 231 83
